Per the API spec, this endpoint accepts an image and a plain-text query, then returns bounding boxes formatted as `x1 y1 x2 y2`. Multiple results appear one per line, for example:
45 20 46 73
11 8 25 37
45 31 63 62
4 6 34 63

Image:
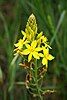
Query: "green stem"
35 60 37 80
35 60 43 100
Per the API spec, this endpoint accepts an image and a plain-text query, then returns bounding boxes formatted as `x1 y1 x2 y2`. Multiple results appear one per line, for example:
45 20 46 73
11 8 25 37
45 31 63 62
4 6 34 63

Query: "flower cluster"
14 14 54 68
14 14 55 97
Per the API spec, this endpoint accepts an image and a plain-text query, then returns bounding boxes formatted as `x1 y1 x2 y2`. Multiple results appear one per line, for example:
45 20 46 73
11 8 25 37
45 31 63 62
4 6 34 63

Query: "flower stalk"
35 59 43 100
13 14 55 99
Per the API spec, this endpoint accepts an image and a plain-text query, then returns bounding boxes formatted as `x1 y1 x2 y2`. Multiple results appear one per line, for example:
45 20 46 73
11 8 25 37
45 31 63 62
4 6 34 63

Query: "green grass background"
0 0 67 100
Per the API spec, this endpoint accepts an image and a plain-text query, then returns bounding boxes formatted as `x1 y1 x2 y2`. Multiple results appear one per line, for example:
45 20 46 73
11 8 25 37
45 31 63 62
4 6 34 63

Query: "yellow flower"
14 39 29 50
36 32 43 46
41 36 48 43
37 32 48 47
22 40 42 62
42 47 54 68
21 29 33 41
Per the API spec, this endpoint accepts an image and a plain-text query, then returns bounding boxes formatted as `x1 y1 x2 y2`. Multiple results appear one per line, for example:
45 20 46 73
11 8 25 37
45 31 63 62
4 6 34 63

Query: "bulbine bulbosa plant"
13 14 55 99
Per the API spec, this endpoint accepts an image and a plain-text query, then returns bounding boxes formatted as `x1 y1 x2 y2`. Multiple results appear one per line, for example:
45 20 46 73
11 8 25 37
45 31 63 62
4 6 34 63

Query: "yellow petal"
42 57 48 67
35 47 42 51
31 40 37 48
45 43 52 49
26 34 31 41
39 53 44 57
25 28 28 34
37 32 43 39
22 49 30 55
18 39 23 42
14 48 18 52
21 30 26 37
47 54 54 60
37 38 41 46
24 40 29 45
28 53 32 62
23 36 26 40
25 44 30 49
42 36 48 42
14 43 18 47
33 52 40 59
43 47 49 56
43 37 48 42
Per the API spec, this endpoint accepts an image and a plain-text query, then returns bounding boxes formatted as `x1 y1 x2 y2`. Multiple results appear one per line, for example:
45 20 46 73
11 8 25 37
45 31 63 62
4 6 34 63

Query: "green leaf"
0 67 3 84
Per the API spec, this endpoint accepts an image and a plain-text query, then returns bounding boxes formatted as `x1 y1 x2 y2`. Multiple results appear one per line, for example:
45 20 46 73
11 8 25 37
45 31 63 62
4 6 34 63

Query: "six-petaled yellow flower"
22 40 42 62
14 39 29 50
42 47 54 68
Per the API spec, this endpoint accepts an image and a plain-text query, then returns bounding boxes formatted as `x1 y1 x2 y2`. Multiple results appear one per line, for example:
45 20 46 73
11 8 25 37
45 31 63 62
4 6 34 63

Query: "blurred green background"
0 0 67 100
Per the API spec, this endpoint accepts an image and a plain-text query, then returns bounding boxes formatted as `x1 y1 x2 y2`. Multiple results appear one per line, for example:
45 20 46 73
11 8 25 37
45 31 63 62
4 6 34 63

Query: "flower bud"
25 14 37 40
